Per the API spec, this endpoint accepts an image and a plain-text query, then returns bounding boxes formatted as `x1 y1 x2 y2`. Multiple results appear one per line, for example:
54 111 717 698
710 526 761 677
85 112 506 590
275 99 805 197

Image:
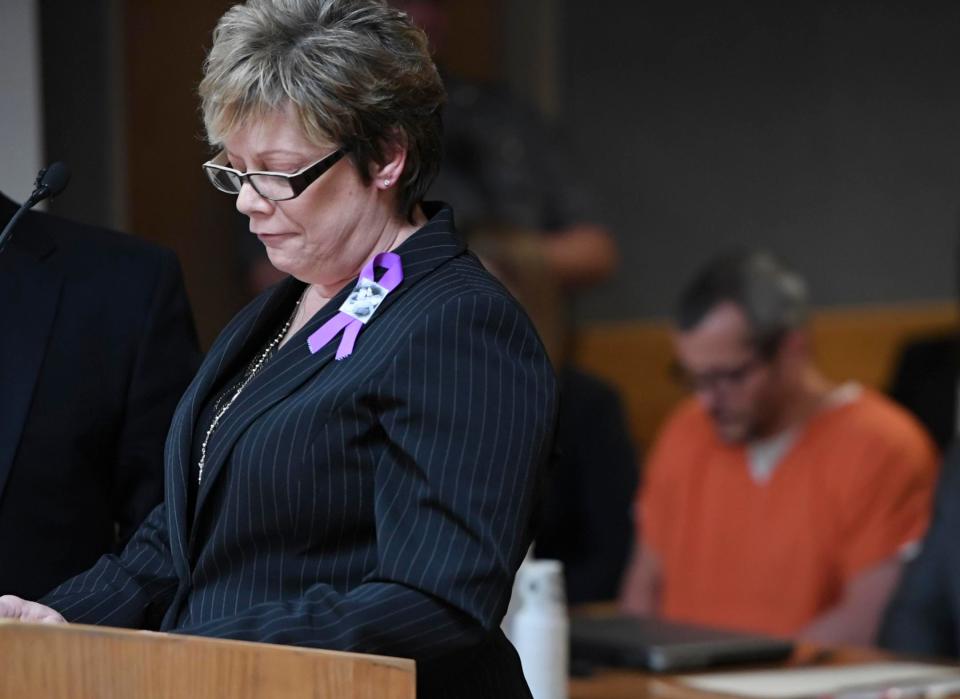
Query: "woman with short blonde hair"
4 2 557 697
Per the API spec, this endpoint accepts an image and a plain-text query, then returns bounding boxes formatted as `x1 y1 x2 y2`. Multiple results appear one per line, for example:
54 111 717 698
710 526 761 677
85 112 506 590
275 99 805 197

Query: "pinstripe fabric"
42 206 556 698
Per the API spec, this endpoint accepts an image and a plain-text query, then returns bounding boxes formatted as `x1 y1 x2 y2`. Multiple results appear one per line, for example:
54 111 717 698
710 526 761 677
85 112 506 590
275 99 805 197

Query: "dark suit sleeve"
40 502 180 629
878 446 960 657
173 293 558 660
113 249 199 546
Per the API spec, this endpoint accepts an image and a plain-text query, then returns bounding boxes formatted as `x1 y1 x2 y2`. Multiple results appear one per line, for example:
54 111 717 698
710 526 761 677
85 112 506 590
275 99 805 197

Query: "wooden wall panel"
123 1 245 348
442 1 502 82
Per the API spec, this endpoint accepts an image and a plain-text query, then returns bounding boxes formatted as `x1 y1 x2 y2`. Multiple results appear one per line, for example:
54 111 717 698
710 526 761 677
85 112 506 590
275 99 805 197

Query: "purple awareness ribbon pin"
306 251 404 360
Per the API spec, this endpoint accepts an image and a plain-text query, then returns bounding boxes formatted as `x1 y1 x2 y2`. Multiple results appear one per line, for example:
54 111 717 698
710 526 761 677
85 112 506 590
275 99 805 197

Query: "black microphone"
0 161 71 254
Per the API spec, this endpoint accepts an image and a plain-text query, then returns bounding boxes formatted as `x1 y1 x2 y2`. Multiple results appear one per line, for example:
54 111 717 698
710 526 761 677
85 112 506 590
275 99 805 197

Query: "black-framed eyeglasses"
672 355 767 394
202 147 347 201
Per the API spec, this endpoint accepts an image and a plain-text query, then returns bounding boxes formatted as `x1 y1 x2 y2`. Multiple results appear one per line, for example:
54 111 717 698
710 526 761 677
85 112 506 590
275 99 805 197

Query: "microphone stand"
0 163 69 255
0 193 42 254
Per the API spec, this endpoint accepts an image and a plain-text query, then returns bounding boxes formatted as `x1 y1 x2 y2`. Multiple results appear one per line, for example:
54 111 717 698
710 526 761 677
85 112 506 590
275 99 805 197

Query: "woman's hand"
0 595 66 624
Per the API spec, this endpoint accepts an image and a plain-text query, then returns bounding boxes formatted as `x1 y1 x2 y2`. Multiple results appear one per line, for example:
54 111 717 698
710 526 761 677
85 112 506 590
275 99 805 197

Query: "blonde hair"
199 0 445 219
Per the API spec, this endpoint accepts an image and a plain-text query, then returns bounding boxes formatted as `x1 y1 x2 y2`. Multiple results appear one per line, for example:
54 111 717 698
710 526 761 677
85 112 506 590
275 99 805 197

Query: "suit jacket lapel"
166 278 303 569
190 278 345 521
189 204 465 525
0 202 61 505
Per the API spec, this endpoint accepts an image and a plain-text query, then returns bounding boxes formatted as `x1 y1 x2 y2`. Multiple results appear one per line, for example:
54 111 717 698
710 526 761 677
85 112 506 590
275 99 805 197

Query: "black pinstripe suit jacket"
42 205 557 698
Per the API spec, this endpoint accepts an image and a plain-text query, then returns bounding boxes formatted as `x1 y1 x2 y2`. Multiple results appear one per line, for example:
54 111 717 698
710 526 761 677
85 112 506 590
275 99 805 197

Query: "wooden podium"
0 620 415 698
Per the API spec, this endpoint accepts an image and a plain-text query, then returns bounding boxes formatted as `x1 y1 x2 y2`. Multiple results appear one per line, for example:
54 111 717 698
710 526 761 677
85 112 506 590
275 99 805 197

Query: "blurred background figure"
472 228 638 605
887 233 960 452
875 225 960 658
879 442 960 658
390 0 619 292
620 251 938 646
0 189 199 600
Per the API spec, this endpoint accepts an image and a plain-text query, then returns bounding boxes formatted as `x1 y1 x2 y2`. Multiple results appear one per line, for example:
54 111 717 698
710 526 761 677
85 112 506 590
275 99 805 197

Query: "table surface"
568 644 892 699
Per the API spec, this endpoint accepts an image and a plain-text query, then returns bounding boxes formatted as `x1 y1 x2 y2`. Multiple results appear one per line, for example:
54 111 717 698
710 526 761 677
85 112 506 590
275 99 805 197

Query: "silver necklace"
196 291 305 484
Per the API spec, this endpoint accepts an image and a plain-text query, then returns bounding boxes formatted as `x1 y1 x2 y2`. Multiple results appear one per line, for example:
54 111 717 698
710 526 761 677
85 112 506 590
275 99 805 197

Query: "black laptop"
570 614 795 673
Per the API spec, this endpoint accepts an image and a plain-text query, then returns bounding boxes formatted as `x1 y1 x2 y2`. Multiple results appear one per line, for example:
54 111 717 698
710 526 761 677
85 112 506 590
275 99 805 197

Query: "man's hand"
619 545 663 616
0 595 66 624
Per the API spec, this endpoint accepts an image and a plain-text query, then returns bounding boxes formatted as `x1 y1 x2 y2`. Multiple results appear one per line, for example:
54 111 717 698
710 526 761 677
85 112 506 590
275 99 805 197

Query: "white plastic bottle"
501 548 533 639
507 559 569 699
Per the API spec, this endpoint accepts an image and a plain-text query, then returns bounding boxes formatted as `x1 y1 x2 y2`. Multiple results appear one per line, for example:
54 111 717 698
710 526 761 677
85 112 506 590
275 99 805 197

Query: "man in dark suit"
879 442 960 657
0 191 200 600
